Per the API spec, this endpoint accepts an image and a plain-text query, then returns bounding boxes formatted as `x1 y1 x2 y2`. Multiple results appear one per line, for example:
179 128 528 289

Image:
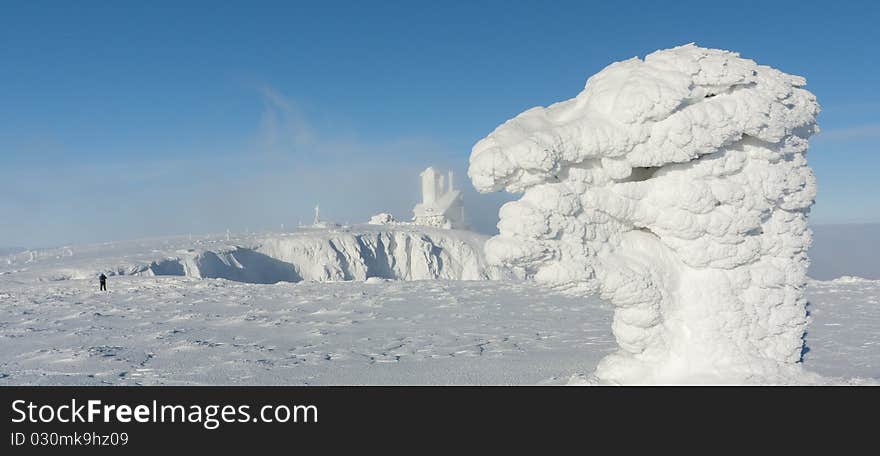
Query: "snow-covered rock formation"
250 228 498 281
137 226 504 283
468 44 820 384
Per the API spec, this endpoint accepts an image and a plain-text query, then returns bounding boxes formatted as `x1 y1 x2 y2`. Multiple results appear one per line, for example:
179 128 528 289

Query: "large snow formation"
468 44 820 384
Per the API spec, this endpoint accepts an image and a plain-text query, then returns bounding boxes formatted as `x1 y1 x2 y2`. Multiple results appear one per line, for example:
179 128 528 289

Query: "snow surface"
469 44 822 384
0 264 876 385
0 231 877 385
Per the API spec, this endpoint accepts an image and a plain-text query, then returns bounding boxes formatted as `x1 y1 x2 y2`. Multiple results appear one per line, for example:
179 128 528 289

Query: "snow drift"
469 44 820 384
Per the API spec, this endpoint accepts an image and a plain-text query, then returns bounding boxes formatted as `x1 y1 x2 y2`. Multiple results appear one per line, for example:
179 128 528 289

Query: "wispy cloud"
250 84 457 166
254 85 317 158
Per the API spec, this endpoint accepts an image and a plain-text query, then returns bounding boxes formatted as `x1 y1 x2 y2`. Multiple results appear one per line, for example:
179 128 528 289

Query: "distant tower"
413 166 466 229
421 168 438 205
314 204 321 225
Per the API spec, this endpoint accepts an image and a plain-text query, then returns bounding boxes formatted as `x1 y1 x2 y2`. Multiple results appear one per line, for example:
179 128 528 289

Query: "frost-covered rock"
469 44 820 384
251 227 501 281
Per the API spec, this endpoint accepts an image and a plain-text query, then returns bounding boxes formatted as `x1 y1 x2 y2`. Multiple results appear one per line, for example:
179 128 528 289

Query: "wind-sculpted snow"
179 228 501 282
469 44 820 384
251 229 500 282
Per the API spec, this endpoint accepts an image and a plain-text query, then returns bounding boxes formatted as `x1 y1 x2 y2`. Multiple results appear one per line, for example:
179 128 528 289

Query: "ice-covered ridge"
1 226 503 284
150 229 501 283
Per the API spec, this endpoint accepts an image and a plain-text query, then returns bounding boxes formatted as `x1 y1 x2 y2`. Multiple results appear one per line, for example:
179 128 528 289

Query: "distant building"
413 167 465 229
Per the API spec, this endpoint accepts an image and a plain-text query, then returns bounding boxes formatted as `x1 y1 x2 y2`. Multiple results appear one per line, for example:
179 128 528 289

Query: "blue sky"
1 1 878 247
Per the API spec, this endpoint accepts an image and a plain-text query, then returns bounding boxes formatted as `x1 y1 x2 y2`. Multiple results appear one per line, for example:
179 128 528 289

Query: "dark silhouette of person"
99 273 107 291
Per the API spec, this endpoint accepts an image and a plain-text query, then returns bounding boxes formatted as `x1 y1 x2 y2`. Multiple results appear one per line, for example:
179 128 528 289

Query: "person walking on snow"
99 273 107 291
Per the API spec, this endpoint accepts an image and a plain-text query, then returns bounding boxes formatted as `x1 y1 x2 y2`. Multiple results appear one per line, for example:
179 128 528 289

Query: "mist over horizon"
4 219 878 282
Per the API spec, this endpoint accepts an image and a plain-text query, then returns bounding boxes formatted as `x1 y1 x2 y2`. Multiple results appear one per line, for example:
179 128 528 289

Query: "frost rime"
468 44 820 384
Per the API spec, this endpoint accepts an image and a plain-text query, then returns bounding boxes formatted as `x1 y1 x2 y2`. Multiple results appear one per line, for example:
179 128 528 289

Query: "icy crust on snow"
469 44 820 384
1 226 503 284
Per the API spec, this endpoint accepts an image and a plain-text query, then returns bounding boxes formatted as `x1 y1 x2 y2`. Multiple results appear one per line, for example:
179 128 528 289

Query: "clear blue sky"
1 1 878 247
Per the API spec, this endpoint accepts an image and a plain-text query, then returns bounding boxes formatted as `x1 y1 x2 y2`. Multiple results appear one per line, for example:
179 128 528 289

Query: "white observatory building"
413 167 465 229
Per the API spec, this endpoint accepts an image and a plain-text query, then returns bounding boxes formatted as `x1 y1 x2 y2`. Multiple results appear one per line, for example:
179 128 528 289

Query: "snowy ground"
1 231 878 385
801 277 880 379
0 272 877 385
0 277 614 385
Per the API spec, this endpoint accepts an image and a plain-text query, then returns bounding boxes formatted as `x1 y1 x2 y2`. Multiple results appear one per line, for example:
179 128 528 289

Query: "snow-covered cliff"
156 227 501 283
253 229 495 281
